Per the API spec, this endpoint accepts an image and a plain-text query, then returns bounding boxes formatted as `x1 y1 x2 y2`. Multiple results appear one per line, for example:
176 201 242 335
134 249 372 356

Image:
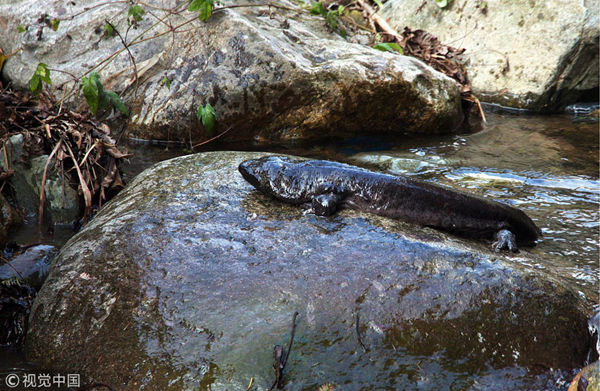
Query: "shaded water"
2 112 598 390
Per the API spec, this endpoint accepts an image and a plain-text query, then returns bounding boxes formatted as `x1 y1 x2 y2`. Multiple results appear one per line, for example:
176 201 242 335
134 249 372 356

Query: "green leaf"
105 91 129 115
189 0 214 21
36 63 52 84
373 42 404 54
198 0 214 21
81 72 100 115
98 89 110 113
104 23 114 37
17 24 26 33
29 63 51 95
435 0 450 8
29 75 40 94
188 0 203 12
128 4 145 22
50 19 60 31
82 72 128 116
161 76 171 89
197 103 217 135
308 1 327 16
373 0 383 7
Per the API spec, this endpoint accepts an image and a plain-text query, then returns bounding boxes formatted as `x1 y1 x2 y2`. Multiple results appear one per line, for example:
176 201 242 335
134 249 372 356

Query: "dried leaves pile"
0 88 130 225
398 27 471 99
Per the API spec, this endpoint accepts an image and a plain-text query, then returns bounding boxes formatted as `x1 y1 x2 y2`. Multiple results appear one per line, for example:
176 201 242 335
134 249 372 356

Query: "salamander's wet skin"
239 156 542 252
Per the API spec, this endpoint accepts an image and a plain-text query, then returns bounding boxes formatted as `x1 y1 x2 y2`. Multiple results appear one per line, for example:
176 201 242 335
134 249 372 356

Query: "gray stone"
0 192 20 244
0 245 57 289
0 0 463 143
379 0 599 112
25 151 595 390
0 135 80 225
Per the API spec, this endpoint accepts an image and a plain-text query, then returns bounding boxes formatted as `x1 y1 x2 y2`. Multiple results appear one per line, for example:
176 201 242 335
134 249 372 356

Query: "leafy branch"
80 72 128 117
29 63 51 95
188 0 217 22
197 103 217 135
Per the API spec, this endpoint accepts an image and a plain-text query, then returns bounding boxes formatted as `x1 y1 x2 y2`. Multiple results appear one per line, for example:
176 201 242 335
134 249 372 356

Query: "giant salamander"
239 156 542 252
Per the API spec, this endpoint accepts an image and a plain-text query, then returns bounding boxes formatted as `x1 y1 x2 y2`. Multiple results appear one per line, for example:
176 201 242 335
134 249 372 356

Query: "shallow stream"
3 111 598 390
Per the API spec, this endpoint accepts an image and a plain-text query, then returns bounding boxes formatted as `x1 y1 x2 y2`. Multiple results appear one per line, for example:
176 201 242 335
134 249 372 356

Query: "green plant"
49 18 60 31
373 42 403 54
127 4 145 26
434 0 452 8
81 71 128 116
104 23 114 37
308 1 346 38
161 76 171 89
29 63 51 95
197 103 217 135
189 0 216 22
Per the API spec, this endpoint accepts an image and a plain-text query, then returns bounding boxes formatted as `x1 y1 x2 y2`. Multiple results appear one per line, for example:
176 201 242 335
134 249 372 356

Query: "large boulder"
0 0 463 143
25 151 595 390
379 0 599 112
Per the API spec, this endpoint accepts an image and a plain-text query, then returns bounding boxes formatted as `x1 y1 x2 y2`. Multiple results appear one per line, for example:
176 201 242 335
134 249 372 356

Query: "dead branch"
63 141 93 225
356 312 368 352
269 311 299 390
38 139 63 224
355 0 401 42
191 126 233 148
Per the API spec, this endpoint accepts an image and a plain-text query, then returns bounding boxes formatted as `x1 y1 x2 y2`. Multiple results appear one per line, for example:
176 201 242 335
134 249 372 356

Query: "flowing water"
2 111 598 390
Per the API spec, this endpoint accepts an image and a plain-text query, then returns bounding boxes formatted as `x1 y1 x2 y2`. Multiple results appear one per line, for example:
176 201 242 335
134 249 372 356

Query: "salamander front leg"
312 193 342 217
493 229 518 252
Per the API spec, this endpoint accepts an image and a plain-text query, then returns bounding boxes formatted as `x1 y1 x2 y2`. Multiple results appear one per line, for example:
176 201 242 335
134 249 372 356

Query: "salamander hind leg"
493 229 518 253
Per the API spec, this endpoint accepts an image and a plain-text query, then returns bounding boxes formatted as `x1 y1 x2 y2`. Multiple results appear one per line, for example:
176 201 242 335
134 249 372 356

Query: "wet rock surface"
0 245 57 290
0 0 463 143
25 151 595 390
379 0 599 112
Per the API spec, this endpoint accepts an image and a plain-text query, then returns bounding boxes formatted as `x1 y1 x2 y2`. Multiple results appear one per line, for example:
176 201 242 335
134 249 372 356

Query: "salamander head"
238 156 299 196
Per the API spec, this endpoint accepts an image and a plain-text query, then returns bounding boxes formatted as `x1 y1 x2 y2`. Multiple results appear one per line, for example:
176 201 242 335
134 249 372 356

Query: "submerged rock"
26 152 595 390
0 245 57 290
379 0 599 112
565 103 600 116
0 0 463 143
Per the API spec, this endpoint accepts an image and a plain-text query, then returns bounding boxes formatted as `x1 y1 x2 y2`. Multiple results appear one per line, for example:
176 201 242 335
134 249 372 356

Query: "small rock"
0 245 57 289
1 135 80 225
